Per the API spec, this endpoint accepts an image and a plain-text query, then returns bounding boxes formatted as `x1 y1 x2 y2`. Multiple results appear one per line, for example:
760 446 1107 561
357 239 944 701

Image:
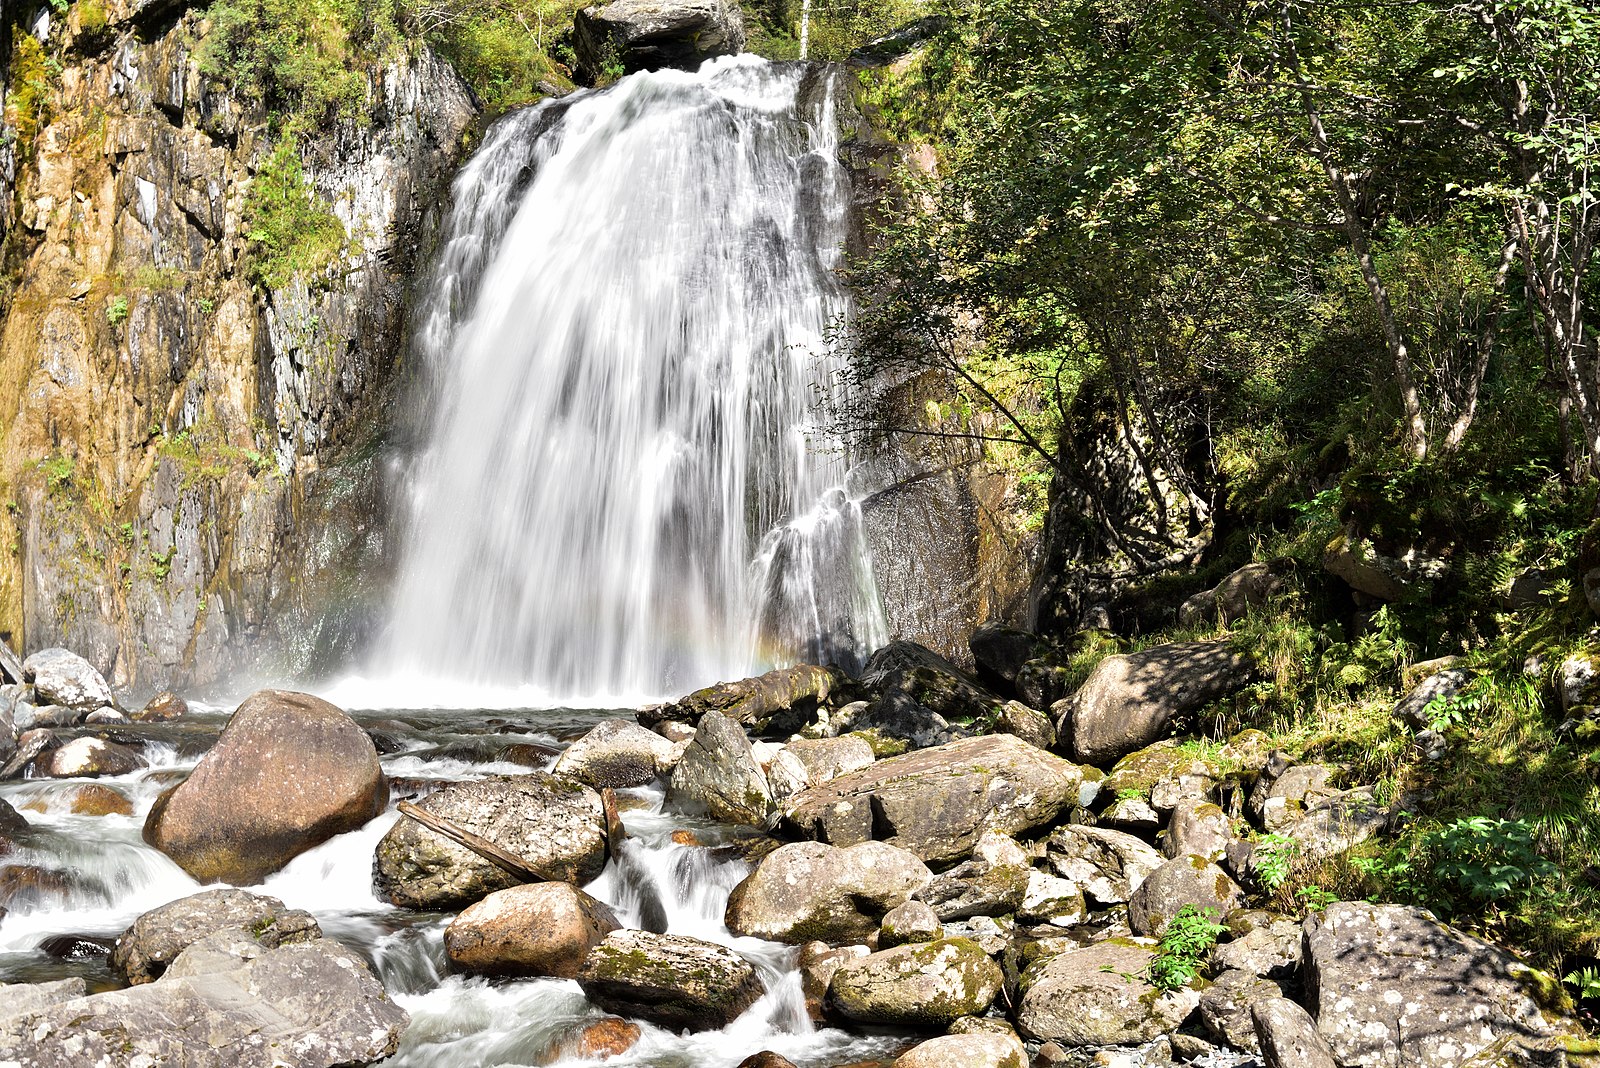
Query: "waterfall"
367 57 886 707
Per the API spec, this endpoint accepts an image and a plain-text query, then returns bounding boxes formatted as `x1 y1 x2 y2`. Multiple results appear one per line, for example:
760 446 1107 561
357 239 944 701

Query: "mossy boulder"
112 888 320 986
725 840 932 945
827 937 1003 1029
1126 854 1245 938
576 930 764 1032
1016 938 1201 1046
552 718 678 788
647 664 841 735
667 710 774 827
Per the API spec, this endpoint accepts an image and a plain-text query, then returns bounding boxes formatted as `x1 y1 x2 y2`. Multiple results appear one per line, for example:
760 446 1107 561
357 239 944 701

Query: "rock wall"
0 1 476 696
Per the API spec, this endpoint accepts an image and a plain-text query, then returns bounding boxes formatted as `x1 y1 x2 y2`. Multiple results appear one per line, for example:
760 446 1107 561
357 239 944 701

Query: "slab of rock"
846 690 959 750
863 640 1002 724
1018 870 1085 926
1016 938 1201 1046
144 690 387 885
445 882 619 978
782 734 1096 866
0 938 407 1066
113 888 321 985
553 718 677 788
1126 855 1245 937
725 840 931 944
893 1031 1026 1068
1057 641 1252 766
915 831 1029 921
373 773 607 909
35 736 145 778
1214 911 1301 979
0 977 86 1019
1303 902 1574 1068
576 930 763 1032
22 648 113 712
1045 824 1165 905
1198 968 1286 1050
1252 996 1338 1068
649 665 838 734
668 710 774 827
828 937 1002 1029
766 735 875 799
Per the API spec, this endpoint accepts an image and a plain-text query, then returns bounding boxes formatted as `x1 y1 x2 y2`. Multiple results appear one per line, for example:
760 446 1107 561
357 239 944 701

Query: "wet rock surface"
725 840 932 945
577 929 764 1032
113 888 321 985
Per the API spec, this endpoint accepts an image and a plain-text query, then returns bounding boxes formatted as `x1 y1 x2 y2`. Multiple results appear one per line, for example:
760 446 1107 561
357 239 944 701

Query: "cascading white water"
365 57 886 707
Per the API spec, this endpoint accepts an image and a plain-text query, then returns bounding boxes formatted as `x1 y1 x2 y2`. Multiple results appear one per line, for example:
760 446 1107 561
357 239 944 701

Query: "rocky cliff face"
0 1 476 696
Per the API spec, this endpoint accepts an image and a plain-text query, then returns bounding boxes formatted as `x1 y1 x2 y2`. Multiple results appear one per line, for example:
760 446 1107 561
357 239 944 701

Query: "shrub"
1145 905 1227 991
241 139 347 290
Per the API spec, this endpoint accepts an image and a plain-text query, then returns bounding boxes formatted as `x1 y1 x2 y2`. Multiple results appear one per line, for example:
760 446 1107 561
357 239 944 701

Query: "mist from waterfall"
355 57 886 707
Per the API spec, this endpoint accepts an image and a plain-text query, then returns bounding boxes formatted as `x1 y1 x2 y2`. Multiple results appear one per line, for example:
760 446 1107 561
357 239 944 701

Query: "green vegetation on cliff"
846 0 1600 973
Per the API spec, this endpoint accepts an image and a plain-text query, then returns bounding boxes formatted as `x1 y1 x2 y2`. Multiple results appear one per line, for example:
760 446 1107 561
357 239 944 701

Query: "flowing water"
0 711 910 1066
351 56 886 710
0 58 933 1067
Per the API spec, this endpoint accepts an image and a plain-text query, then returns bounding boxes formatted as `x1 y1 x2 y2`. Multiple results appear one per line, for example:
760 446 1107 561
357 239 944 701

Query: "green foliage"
105 295 129 326
39 455 74 494
241 139 347 290
1145 906 1226 991
394 0 584 114
1253 834 1298 893
7 30 58 157
1566 967 1600 1001
802 0 930 63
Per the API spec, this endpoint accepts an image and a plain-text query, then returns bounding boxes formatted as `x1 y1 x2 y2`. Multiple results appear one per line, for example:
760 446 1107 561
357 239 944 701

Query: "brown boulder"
143 690 387 885
133 691 188 722
36 737 145 778
444 882 620 978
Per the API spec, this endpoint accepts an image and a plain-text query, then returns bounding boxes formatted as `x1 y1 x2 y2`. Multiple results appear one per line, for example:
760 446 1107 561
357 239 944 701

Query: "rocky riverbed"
0 625 1588 1067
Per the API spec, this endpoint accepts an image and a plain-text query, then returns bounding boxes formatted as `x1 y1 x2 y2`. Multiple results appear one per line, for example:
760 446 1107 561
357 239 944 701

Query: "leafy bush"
1145 905 1227 991
241 139 347 290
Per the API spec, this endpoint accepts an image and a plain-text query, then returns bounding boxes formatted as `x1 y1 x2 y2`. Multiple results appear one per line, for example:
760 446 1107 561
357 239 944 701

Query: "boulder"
1248 758 1336 829
1213 911 1301 979
1165 799 1233 861
60 783 133 816
879 900 940 948
0 797 25 833
22 648 113 712
993 700 1056 751
1045 825 1164 905
133 690 188 722
1102 741 1217 814
1100 795 1161 832
862 640 1002 724
1177 562 1283 626
969 622 1052 696
915 831 1029 921
445 882 620 978
828 937 1002 1029
35 736 145 778
539 1016 642 1062
553 718 677 788
735 1055 798 1068
144 690 387 885
649 665 838 734
893 1032 1026 1068
0 938 407 1067
1252 997 1338 1068
799 941 868 1022
1126 855 1245 937
0 977 86 1019
1303 902 1574 1068
1281 785 1390 861
667 710 773 827
781 734 1097 866
574 0 746 81
766 735 874 799
1323 532 1445 601
1198 968 1286 1050
725 840 932 944
1016 938 1201 1046
373 773 607 909
1393 668 1470 729
576 930 763 1032
845 690 959 750
85 709 129 725
112 888 321 985
1057 641 1252 766
1018 870 1085 927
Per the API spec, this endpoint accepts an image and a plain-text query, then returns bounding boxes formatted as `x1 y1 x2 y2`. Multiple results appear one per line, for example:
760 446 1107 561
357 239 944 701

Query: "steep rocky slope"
0 1 475 694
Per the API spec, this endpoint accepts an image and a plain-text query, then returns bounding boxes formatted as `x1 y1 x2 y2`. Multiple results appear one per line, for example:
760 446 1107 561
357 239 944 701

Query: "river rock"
1018 870 1085 926
1016 938 1201 1046
879 899 941 947
1126 854 1245 937
766 735 875 799
1252 997 1338 1068
576 930 764 1032
543 1016 642 1061
1198 969 1286 1050
915 831 1029 920
1045 824 1165 905
112 888 321 985
650 664 839 734
781 734 1096 865
1303 902 1574 1067
22 648 113 712
574 0 746 82
35 736 145 778
846 690 959 749
374 773 607 909
133 690 189 722
725 840 932 944
0 938 407 1066
800 941 868 1021
144 690 387 885
1165 799 1233 861
1213 911 1301 978
893 1031 1027 1068
994 700 1056 751
863 640 1002 724
828 937 1002 1028
445 882 620 978
553 718 677 788
668 710 774 826
1057 641 1252 766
